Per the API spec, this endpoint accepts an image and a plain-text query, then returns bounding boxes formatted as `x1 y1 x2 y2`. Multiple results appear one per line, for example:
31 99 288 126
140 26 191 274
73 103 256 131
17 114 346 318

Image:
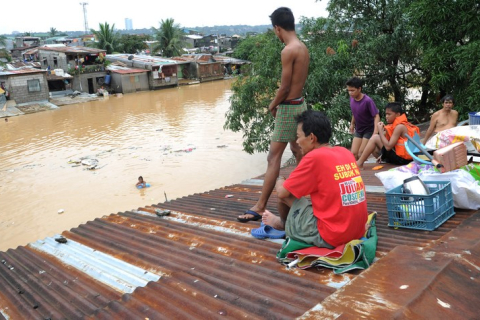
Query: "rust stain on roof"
109 68 147 74
0 163 478 318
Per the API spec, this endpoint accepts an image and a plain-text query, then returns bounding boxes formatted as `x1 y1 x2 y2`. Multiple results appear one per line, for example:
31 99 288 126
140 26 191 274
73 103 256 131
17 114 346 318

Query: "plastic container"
469 112 480 125
386 181 454 231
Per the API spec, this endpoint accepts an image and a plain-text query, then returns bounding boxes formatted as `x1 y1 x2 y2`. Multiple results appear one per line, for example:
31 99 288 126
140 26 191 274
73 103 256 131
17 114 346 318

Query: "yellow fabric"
295 212 377 268
0 88 5 94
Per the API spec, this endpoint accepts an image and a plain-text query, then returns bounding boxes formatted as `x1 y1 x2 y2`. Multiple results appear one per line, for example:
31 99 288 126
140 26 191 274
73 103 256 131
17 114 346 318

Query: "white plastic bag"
418 170 480 210
375 171 414 191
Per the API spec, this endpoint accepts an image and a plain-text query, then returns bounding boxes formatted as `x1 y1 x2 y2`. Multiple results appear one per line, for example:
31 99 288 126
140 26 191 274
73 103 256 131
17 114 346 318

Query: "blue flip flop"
251 224 286 239
237 210 262 223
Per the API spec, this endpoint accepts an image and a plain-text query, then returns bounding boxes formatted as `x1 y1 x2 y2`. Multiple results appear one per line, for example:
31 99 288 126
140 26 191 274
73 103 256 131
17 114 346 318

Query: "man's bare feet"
262 210 285 230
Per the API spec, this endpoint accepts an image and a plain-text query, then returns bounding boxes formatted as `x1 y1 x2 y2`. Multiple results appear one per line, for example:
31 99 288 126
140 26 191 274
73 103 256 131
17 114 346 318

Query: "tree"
225 30 283 153
152 19 184 57
90 22 120 54
0 35 11 63
49 27 58 37
409 0 480 119
118 34 150 54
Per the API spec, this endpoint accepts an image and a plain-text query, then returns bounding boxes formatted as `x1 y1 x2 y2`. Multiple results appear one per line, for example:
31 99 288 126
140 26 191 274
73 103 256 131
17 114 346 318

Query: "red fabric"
384 114 420 160
283 147 368 247
287 245 346 259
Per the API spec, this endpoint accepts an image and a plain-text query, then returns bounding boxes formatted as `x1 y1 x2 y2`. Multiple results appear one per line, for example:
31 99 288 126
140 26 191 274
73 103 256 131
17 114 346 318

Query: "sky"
0 0 329 35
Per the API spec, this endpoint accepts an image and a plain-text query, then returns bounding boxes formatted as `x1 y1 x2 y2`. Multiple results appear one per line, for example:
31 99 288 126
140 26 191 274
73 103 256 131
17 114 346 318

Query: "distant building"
125 18 133 30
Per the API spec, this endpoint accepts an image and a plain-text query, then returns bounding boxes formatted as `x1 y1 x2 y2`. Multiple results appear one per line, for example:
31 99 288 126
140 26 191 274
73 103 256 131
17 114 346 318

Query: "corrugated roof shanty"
0 164 479 319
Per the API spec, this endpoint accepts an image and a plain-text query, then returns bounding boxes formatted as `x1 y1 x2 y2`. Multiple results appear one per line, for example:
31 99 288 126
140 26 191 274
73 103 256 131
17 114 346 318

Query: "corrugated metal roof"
38 46 106 55
0 162 478 318
0 68 46 76
108 68 147 75
107 54 177 67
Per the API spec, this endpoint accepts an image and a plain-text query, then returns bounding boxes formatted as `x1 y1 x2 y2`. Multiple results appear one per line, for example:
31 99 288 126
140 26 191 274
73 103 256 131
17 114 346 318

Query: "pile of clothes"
276 213 378 274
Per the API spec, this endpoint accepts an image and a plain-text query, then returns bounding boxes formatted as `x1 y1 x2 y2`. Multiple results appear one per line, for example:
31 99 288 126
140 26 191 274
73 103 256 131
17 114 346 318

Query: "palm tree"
152 18 184 57
49 27 58 37
90 22 119 54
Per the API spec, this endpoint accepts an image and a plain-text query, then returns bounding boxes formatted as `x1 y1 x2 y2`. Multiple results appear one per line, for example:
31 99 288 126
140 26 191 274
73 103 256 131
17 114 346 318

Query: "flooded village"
0 33 250 117
2 7 480 319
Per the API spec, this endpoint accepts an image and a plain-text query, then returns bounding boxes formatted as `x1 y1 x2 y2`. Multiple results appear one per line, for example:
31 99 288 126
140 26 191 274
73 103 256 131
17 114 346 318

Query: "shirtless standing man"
422 94 458 144
237 7 310 222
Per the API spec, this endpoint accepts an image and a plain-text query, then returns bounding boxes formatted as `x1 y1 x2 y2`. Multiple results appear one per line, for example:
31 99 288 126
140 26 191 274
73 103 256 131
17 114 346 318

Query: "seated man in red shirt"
263 110 368 248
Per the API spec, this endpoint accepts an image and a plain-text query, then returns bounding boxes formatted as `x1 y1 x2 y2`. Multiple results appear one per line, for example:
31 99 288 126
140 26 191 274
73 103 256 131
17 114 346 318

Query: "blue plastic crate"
386 181 454 231
469 112 480 125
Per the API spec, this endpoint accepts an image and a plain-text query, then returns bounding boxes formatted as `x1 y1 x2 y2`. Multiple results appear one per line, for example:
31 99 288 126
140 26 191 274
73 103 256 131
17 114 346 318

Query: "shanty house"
106 65 149 94
106 55 178 90
36 46 107 94
0 68 49 104
172 54 223 82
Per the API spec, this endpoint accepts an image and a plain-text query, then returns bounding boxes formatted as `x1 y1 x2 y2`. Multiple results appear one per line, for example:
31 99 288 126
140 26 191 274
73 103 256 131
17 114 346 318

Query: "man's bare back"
283 40 309 100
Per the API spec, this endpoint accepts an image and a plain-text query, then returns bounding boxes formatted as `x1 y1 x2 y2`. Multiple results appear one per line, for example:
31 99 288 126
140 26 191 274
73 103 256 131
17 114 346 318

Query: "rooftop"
0 161 478 319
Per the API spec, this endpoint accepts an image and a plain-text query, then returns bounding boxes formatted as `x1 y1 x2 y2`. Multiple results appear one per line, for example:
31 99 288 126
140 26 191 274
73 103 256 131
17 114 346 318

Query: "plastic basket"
469 112 480 125
386 181 454 231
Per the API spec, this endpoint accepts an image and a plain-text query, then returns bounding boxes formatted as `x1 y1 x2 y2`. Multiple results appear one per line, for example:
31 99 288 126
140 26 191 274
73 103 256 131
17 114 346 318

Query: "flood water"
0 79 291 251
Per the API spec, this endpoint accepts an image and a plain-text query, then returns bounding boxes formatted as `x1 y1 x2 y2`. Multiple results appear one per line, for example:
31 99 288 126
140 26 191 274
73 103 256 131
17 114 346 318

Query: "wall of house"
110 73 123 93
72 72 107 94
4 73 49 104
38 51 68 71
120 73 149 94
148 66 178 89
198 63 223 82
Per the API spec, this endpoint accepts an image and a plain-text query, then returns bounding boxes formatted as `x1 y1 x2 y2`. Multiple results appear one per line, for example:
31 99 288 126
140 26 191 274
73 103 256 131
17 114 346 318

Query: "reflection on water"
0 80 292 251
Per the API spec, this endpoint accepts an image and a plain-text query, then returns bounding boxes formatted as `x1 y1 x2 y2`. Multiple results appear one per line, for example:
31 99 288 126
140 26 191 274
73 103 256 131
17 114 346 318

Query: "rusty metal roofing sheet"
108 68 147 75
38 46 106 54
300 211 480 319
0 162 478 319
0 68 46 76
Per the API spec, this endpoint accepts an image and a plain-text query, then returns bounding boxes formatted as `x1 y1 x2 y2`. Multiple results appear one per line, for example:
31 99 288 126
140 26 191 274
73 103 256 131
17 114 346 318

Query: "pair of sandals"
237 210 285 239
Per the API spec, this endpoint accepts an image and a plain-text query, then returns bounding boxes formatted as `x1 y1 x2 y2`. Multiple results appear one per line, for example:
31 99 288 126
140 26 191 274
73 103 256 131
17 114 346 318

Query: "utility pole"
80 2 89 34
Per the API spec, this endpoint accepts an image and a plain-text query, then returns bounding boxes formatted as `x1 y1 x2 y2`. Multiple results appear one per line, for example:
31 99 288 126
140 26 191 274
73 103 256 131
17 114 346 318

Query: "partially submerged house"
171 54 223 82
106 54 179 90
212 55 251 75
106 65 149 94
0 68 49 104
36 46 107 94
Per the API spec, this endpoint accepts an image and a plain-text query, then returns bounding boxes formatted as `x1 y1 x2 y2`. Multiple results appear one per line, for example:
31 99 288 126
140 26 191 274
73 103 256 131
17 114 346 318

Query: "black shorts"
354 131 374 139
381 147 411 165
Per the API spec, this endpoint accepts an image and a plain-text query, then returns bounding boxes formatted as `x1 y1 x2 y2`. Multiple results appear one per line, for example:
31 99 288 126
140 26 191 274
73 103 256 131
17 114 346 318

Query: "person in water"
136 176 147 188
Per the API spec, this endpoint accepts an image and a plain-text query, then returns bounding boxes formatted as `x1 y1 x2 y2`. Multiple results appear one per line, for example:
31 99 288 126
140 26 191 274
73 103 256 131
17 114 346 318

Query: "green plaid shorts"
271 101 307 142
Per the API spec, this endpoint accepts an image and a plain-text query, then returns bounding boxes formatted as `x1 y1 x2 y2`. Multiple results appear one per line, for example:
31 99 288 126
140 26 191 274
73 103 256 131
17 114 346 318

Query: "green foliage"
152 19 185 57
118 34 150 54
225 31 282 154
90 22 120 54
49 27 58 37
226 1 480 153
0 36 11 64
409 0 480 120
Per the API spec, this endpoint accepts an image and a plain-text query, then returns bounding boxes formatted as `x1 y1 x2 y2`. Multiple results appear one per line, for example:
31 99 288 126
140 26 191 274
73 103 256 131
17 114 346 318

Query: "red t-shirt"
283 146 368 247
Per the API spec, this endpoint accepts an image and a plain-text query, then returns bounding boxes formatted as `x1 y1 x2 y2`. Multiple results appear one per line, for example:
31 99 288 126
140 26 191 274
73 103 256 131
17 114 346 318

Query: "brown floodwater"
0 79 292 251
